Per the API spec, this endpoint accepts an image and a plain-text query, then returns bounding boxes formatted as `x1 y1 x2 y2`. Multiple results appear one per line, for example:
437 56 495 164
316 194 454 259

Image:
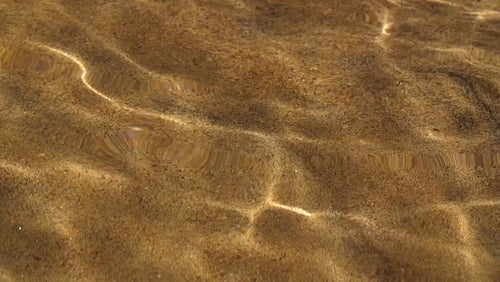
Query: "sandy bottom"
0 0 499 280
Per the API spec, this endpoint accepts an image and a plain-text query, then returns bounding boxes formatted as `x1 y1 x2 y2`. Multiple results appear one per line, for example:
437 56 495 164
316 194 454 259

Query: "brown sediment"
0 0 499 280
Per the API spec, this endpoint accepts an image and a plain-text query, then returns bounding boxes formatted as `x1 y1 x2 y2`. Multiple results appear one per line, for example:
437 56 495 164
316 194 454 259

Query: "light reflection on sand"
0 0 499 280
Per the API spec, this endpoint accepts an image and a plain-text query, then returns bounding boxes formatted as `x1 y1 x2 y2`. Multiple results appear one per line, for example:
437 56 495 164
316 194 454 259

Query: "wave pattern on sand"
0 0 499 280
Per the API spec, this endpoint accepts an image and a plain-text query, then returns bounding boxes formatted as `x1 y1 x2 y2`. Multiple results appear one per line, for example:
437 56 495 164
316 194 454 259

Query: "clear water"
0 0 499 280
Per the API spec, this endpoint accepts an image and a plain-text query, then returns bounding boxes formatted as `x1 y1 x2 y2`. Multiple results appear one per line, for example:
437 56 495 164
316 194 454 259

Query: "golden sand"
0 0 499 280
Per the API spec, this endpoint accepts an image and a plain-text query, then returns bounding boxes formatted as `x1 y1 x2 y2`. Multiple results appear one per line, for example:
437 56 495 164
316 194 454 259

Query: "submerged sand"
0 0 499 280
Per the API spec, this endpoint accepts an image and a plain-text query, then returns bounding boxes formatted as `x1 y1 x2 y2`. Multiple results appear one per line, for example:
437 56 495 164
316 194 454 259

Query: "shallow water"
0 0 499 280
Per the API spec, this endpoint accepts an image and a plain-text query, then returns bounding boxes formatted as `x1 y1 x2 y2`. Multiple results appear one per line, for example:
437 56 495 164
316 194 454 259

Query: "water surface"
0 0 499 280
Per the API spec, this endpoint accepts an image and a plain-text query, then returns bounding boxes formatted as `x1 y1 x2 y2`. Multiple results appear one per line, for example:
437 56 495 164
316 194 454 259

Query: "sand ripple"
0 0 499 280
